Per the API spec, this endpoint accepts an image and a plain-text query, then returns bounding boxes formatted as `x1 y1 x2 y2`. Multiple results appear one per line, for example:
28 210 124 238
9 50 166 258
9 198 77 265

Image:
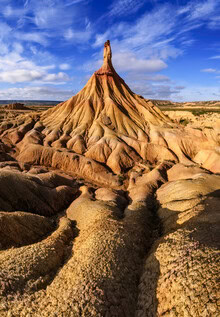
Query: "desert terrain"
0 41 219 316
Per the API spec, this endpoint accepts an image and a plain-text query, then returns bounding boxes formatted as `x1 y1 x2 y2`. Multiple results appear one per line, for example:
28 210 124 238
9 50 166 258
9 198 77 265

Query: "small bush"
118 174 125 183
179 119 190 126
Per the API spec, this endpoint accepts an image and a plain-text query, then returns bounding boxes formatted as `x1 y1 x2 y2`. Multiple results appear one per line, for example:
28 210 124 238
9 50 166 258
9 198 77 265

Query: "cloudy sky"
0 0 220 101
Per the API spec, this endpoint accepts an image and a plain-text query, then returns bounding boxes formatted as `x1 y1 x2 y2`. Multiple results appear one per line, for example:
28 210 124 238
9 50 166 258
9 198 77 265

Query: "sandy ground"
164 110 220 128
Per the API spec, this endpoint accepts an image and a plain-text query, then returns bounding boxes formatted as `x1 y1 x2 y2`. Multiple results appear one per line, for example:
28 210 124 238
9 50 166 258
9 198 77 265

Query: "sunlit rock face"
0 41 219 316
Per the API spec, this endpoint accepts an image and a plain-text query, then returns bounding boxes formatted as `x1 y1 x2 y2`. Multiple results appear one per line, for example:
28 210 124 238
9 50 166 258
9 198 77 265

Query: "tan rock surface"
0 211 54 249
0 41 219 316
137 170 220 316
0 164 171 317
0 216 74 299
0 169 78 215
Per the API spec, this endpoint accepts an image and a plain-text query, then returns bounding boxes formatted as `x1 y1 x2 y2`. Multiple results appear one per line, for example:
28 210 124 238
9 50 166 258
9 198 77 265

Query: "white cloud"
113 52 167 73
0 22 11 56
126 73 170 82
175 86 185 90
0 68 70 84
13 42 24 54
201 68 217 73
93 1 220 65
0 22 12 38
93 32 111 48
127 82 185 100
108 0 145 18
176 85 220 101
24 0 29 7
187 0 217 20
64 0 89 6
150 75 170 82
3 5 27 18
0 69 42 83
209 55 220 60
0 43 8 55
64 28 92 42
94 5 179 60
0 86 73 100
44 72 70 82
0 50 70 84
28 0 90 38
34 6 71 29
59 63 71 70
14 32 48 46
64 29 74 40
82 52 167 74
28 46 55 65
0 0 92 48
209 16 220 29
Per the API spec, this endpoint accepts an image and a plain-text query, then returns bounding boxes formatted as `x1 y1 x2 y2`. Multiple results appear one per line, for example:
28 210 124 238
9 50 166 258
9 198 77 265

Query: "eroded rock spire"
103 40 112 65
96 40 114 75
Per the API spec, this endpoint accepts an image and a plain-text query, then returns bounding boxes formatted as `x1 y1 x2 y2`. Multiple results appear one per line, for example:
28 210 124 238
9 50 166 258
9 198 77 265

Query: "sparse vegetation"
179 118 190 126
158 107 220 113
191 109 208 116
204 126 213 129
152 99 220 109
118 174 125 183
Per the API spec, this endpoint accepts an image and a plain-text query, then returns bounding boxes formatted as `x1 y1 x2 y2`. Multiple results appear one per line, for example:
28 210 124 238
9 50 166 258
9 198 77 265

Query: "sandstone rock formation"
137 170 220 316
0 41 219 316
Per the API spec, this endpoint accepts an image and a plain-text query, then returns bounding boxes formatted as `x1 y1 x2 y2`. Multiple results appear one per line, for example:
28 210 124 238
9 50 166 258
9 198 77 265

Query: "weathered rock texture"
137 170 220 316
0 41 219 316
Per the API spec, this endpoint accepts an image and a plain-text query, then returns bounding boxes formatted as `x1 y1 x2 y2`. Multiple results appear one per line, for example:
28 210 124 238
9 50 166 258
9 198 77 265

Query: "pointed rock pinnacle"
95 40 114 75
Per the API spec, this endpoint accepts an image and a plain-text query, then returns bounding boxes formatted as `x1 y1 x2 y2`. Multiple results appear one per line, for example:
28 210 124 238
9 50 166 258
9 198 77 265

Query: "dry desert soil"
0 41 219 317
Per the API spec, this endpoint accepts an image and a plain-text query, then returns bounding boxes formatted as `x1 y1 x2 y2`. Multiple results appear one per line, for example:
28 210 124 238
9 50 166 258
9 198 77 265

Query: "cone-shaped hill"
0 40 220 187
41 40 170 135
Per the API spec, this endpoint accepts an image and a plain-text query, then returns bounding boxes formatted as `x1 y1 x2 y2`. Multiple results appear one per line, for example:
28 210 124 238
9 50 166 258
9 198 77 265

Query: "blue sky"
0 0 220 101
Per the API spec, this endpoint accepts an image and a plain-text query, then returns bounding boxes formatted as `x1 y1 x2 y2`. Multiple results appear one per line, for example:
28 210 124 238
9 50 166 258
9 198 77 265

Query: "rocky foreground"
0 41 219 316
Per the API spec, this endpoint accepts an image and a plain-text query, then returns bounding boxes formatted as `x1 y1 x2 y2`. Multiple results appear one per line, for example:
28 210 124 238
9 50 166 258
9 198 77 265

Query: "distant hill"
152 99 220 108
0 100 61 106
1 99 219 108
